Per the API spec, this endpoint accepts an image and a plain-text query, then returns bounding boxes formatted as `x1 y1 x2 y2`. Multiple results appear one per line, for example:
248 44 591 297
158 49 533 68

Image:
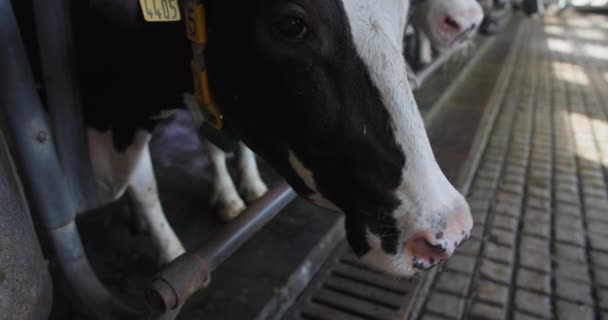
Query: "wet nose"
404 201 473 270
442 14 480 43
443 15 464 33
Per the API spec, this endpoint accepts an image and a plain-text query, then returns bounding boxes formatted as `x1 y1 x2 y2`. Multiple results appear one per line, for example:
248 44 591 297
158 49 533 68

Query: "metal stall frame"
0 0 485 318
0 0 140 318
1 2 298 319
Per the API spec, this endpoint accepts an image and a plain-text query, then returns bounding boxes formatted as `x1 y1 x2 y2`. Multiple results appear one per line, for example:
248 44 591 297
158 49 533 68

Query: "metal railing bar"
147 183 297 315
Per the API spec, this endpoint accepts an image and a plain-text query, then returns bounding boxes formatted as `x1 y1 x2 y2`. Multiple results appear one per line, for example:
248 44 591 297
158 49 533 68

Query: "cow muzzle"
404 200 473 270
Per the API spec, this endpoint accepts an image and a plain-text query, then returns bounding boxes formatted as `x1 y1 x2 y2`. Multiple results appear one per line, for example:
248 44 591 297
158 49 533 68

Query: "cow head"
205 0 472 277
412 0 484 48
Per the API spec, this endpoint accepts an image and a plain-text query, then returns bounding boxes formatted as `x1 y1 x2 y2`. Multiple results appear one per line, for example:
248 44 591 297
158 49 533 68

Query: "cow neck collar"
184 0 224 130
184 0 240 152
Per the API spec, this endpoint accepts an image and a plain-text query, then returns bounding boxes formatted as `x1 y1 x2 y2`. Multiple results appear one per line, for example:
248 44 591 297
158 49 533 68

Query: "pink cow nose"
404 202 473 270
444 15 464 32
442 14 478 43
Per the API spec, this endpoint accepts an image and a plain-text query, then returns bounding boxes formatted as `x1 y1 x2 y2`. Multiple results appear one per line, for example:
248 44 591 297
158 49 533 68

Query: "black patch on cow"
205 0 406 256
345 215 371 256
71 0 192 152
65 0 410 256
368 214 400 255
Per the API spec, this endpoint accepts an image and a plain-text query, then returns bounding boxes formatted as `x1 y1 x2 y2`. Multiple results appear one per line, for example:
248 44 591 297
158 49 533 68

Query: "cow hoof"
217 197 246 221
419 56 433 66
241 180 268 203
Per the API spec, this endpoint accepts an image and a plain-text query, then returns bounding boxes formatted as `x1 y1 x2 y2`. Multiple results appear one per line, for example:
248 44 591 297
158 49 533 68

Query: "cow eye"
276 16 308 39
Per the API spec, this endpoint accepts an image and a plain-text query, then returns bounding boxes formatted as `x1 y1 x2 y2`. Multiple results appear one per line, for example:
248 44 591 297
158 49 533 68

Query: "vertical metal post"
32 0 99 213
0 124 53 319
0 1 142 319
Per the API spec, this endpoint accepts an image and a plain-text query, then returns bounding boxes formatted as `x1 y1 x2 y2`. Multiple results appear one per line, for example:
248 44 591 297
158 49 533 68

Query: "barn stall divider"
0 0 484 319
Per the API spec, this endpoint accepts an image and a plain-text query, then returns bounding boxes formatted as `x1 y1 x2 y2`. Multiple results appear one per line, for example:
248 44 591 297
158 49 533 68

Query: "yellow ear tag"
139 0 181 22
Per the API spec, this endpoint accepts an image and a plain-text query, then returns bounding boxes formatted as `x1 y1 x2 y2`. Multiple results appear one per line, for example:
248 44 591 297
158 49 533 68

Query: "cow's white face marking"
288 149 342 212
338 0 469 276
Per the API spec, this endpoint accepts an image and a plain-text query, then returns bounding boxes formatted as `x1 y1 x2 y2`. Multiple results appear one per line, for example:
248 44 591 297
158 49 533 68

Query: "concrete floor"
416 10 608 320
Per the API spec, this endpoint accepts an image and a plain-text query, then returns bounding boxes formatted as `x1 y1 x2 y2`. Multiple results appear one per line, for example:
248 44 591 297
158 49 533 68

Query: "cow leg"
88 128 185 263
88 128 145 232
418 32 433 66
237 142 268 203
206 140 246 221
88 128 133 203
182 92 246 220
127 138 186 264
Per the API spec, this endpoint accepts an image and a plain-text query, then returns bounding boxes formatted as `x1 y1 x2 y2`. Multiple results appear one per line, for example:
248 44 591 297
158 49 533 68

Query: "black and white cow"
205 0 485 222
73 0 473 277
411 0 484 65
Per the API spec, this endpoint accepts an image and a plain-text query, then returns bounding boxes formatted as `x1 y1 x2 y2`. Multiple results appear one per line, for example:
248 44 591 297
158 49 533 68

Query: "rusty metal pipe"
147 182 296 314
198 182 296 271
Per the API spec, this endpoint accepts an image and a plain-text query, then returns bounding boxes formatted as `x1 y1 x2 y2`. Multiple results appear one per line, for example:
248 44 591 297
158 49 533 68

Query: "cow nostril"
405 233 451 270
444 15 461 31
424 239 446 252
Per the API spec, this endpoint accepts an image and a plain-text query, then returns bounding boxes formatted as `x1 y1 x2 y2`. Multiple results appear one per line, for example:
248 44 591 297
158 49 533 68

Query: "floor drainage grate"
284 242 423 320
